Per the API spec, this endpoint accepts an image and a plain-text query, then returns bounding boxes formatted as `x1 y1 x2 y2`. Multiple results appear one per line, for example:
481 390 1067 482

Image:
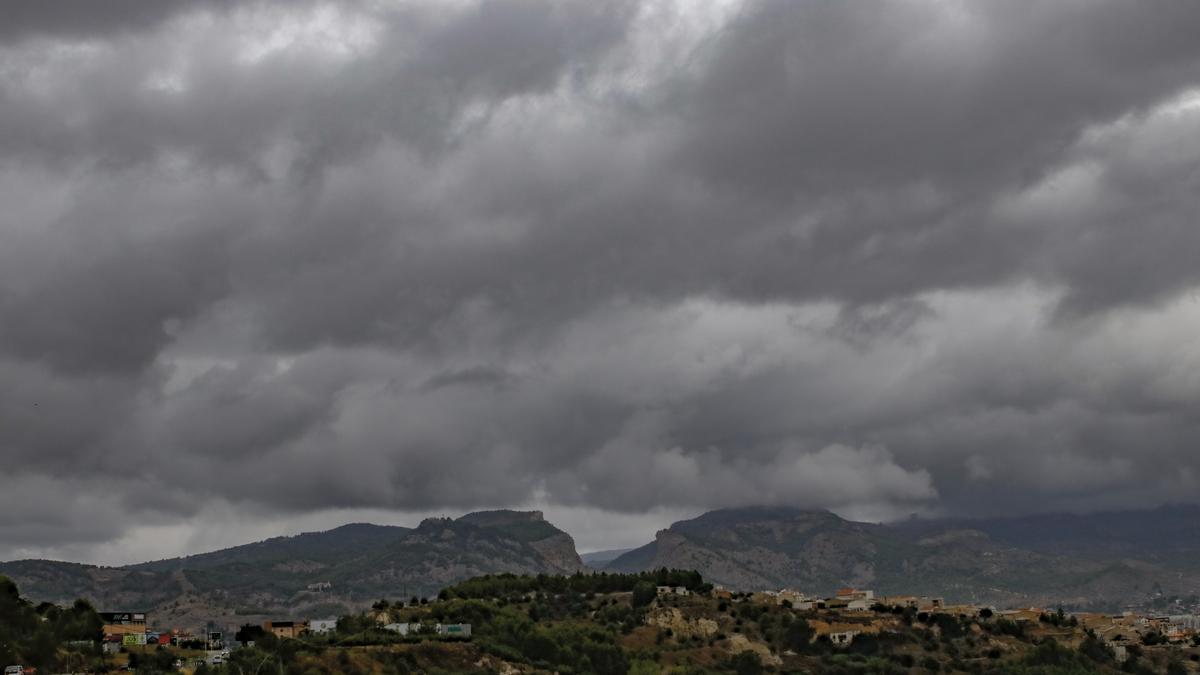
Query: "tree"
1141 631 1166 646
783 618 814 653
235 623 267 644
631 581 657 608
1079 633 1114 664
0 575 104 671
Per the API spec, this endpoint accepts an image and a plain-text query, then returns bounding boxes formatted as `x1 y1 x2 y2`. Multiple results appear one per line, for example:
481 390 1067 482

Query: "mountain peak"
669 506 839 534
455 509 546 527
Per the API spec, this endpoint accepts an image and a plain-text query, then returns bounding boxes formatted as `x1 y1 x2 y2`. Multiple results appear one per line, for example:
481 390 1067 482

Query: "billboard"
101 612 146 624
122 633 147 646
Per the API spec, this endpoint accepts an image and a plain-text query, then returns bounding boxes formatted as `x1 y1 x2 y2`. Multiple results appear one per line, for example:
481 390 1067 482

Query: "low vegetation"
5 571 1200 674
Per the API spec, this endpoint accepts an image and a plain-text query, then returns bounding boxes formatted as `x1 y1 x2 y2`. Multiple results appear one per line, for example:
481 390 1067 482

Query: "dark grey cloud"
2 0 1200 561
0 0 233 41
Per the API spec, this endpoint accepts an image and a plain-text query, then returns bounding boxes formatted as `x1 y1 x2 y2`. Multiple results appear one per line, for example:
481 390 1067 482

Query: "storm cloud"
2 0 1200 562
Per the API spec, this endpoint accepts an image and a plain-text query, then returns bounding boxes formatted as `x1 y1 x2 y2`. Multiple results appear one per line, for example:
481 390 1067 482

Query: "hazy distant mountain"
580 548 636 566
0 510 583 626
895 504 1200 565
606 505 1200 610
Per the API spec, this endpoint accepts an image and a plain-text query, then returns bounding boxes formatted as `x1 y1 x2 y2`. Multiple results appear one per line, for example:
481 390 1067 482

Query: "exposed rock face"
645 607 718 639
528 533 586 574
449 509 584 573
726 634 783 666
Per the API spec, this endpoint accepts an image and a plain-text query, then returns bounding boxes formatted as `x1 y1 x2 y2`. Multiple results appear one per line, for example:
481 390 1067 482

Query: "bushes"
1009 637 1102 674
469 604 629 675
928 613 965 641
991 618 1026 638
128 647 181 675
727 650 764 675
442 569 710 600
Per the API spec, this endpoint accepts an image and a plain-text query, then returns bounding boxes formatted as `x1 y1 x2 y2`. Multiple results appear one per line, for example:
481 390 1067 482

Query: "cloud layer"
2 0 1200 562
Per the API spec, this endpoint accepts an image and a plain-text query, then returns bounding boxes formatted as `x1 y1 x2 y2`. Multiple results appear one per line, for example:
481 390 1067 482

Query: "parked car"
4 666 25 675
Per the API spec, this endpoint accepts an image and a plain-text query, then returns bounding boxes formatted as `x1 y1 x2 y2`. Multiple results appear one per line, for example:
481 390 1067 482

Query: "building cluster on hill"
381 622 472 638
700 585 1200 658
88 578 1200 674
99 611 345 649
715 586 945 613
1069 611 1200 662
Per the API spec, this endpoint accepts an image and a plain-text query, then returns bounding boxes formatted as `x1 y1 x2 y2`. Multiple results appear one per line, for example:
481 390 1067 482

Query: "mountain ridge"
5 504 1200 622
605 505 1200 610
0 509 584 627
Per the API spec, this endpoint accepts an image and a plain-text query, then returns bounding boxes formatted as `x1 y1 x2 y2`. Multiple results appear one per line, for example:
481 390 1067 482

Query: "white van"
4 666 25 675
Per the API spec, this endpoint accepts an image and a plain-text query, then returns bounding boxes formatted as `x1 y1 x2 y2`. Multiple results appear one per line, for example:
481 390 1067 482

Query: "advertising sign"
123 633 147 646
101 612 146 624
103 613 128 623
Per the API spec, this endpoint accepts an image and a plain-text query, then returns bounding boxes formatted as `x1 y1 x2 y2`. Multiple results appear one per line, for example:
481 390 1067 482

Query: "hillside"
607 506 1200 610
132 522 413 573
13 570 1197 675
0 510 583 626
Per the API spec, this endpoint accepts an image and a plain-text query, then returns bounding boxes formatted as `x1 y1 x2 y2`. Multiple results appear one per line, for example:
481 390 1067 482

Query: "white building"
309 618 338 634
384 623 414 636
438 623 472 638
829 631 860 646
834 588 875 601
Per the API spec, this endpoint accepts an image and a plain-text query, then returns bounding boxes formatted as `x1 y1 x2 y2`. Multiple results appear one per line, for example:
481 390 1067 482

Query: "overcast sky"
3 0 1200 565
